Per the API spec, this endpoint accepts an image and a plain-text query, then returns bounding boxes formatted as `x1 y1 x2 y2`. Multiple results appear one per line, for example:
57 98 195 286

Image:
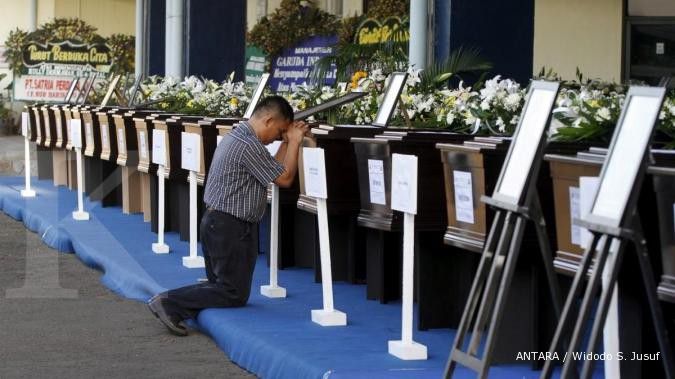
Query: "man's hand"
286 121 308 145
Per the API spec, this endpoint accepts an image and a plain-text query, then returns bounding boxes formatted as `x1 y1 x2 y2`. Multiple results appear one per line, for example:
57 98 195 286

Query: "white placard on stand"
304 148 346 326
151 129 169 254
453 170 474 224
368 159 386 205
20 112 35 198
70 119 89 220
181 132 205 268
216 135 223 146
261 139 287 298
388 153 427 360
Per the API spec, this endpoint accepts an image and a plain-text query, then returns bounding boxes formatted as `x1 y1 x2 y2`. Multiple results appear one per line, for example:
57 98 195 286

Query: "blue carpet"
0 177 603 379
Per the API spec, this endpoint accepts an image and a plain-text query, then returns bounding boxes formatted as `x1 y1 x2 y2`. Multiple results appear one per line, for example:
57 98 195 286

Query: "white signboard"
151 129 166 166
21 112 28 137
580 176 600 249
181 132 201 172
373 73 407 127
368 159 386 205
266 140 282 156
569 187 582 246
391 154 418 214
302 147 328 199
453 170 475 224
70 119 82 148
139 131 148 159
84 122 93 147
117 128 126 153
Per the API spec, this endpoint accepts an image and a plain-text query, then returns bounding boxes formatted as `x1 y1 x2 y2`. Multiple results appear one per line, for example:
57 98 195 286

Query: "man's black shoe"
147 295 188 337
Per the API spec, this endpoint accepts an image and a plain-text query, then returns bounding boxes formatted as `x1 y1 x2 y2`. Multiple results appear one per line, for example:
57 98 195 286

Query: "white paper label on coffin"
391 154 418 214
21 112 28 137
139 131 148 159
85 122 93 146
216 135 223 146
453 170 475 224
151 129 166 166
580 176 600 249
70 119 82 148
569 186 581 246
117 128 126 153
302 147 328 199
368 159 386 205
101 125 109 149
181 132 201 172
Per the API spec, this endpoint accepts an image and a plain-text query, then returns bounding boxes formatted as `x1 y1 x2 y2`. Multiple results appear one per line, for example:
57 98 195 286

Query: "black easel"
541 86 674 379
444 81 564 378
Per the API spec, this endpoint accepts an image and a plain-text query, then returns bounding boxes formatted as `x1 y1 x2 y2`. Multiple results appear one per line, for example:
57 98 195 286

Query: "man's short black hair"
252 95 294 122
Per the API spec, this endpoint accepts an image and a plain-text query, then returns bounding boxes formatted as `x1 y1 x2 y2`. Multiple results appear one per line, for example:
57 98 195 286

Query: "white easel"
303 147 347 326
20 112 36 198
151 129 170 254
261 140 286 298
181 132 205 268
388 153 427 360
70 119 89 221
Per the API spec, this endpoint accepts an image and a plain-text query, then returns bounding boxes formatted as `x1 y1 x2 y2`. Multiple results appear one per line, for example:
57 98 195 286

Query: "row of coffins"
24 75 675 377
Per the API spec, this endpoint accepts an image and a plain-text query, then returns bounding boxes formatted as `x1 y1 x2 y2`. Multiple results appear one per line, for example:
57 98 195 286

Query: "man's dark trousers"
162 208 259 322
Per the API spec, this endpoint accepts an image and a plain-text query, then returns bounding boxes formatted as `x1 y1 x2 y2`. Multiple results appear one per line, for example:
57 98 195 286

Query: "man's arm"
274 122 307 188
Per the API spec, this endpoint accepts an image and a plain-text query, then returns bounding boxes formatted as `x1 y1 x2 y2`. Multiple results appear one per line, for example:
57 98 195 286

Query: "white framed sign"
139 131 148 159
368 159 386 205
64 79 78 103
302 147 328 199
181 132 201 172
391 153 418 214
100 74 121 107
372 72 408 127
243 72 270 120
493 81 560 205
21 112 28 137
151 129 167 166
117 128 126 154
453 170 475 224
588 88 666 227
70 119 82 148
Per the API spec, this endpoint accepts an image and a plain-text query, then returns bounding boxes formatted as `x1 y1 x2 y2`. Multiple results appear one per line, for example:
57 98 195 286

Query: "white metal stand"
21 136 36 198
311 198 347 326
182 170 205 268
261 184 287 298
71 147 89 221
152 164 170 254
388 212 427 360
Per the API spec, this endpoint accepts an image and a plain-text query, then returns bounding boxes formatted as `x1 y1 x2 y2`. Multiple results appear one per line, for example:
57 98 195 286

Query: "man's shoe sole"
147 302 188 337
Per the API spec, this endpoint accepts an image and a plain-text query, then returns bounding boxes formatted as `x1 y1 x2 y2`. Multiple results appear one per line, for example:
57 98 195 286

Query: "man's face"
264 113 291 143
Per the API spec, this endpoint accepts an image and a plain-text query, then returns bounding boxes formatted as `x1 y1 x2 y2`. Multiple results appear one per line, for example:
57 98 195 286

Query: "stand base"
72 211 90 221
152 242 170 254
182 255 205 268
20 189 36 198
311 309 347 326
260 285 287 298
388 340 428 360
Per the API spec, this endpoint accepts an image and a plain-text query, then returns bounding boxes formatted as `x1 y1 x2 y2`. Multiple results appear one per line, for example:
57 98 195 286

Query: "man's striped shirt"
204 121 284 223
